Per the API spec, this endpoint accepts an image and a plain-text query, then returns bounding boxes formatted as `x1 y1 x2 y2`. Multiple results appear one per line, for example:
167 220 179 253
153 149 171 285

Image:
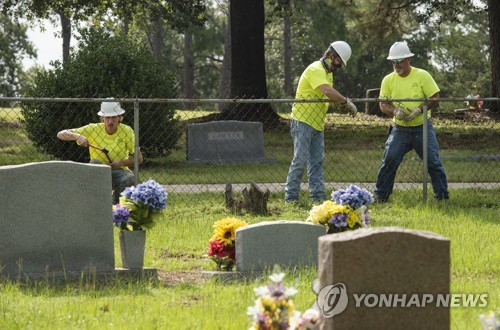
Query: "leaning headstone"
317 227 450 330
0 161 115 279
236 221 325 272
365 88 382 115
186 121 275 164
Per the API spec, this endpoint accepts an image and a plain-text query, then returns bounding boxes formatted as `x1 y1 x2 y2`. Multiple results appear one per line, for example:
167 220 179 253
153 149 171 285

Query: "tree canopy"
0 14 36 97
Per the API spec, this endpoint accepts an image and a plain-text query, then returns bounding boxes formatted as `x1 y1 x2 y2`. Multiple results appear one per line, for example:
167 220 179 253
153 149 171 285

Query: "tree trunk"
488 0 499 113
283 0 293 97
60 12 71 63
151 19 163 57
123 17 130 35
183 30 195 108
218 16 232 111
224 0 281 128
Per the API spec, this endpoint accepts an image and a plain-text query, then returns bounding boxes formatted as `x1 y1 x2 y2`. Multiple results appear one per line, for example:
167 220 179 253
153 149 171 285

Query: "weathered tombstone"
317 227 450 330
236 221 325 272
186 121 275 164
225 181 270 214
365 88 382 115
0 161 115 279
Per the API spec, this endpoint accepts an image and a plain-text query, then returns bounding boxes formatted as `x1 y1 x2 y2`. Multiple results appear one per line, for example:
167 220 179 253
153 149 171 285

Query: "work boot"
373 195 388 203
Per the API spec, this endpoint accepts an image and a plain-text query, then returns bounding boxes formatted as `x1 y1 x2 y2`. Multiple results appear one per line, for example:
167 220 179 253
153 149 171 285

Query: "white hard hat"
330 41 352 66
98 100 125 117
387 41 414 60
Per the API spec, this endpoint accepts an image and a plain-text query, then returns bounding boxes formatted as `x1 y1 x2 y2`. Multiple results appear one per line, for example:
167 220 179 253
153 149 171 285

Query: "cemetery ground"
0 191 498 329
0 107 499 328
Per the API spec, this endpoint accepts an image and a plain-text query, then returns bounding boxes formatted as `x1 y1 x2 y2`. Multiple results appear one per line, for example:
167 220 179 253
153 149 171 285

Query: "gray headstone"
0 161 115 278
235 220 325 272
317 227 450 330
187 121 275 164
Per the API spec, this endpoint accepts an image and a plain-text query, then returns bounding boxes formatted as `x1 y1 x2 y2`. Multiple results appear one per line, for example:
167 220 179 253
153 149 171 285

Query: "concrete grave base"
3 268 158 282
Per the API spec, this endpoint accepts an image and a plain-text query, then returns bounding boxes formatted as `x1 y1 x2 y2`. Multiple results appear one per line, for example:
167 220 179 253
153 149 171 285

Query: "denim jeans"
374 122 449 200
285 120 326 202
89 159 135 204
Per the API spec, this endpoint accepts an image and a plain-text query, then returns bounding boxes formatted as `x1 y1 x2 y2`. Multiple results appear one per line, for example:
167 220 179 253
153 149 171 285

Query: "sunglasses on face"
391 58 405 64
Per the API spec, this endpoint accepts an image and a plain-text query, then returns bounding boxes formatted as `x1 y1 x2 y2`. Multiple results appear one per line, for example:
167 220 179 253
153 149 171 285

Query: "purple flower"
332 184 374 209
364 213 371 226
328 213 348 229
268 282 286 298
113 204 130 228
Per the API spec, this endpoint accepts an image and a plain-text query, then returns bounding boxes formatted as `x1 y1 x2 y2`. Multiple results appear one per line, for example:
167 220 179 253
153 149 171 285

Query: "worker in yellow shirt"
374 42 449 202
285 41 357 204
57 100 143 203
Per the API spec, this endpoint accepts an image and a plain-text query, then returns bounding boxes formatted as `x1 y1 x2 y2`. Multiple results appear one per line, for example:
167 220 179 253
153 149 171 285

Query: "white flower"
298 308 320 330
269 272 285 283
479 312 500 330
253 285 269 297
285 287 298 297
288 310 303 330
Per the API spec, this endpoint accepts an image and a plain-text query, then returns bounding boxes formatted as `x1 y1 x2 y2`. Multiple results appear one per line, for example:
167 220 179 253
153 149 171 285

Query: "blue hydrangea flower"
332 184 374 209
122 179 167 211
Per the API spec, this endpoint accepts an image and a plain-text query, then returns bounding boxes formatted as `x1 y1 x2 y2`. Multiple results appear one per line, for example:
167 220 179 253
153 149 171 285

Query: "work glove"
343 98 358 117
406 107 422 121
393 107 409 121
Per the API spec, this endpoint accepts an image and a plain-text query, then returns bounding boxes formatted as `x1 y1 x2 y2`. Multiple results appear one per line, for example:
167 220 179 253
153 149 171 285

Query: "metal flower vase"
119 230 146 269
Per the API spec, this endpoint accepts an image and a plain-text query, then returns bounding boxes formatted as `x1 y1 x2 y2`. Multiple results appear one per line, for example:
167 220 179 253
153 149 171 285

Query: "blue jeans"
90 159 135 204
285 120 326 202
374 122 449 200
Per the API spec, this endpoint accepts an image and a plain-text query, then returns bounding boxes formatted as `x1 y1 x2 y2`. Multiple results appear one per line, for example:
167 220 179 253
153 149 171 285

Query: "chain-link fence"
1 97 499 206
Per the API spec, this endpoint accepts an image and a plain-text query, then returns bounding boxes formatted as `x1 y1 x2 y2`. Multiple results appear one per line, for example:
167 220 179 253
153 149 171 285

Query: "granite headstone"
187 121 275 164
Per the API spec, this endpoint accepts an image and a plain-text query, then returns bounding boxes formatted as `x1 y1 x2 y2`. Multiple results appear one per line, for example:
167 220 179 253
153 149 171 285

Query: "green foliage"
0 14 36 98
21 28 182 162
426 10 491 111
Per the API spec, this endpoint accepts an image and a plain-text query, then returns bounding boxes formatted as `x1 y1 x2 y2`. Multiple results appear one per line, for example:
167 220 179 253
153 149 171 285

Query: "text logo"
317 283 348 317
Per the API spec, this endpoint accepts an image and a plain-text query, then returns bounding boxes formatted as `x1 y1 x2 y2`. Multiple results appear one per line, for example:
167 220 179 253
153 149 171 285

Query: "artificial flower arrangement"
112 179 167 230
207 217 248 270
247 272 320 330
307 184 374 234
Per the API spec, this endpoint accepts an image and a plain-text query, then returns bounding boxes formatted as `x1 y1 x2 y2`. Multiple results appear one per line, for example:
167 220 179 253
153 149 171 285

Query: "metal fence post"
422 99 428 204
134 99 140 185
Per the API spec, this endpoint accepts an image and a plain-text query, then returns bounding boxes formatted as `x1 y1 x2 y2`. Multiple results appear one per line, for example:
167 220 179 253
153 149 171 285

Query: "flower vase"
119 230 146 269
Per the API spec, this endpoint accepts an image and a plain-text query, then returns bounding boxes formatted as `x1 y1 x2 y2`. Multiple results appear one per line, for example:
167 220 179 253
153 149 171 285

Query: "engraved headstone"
187 121 275 164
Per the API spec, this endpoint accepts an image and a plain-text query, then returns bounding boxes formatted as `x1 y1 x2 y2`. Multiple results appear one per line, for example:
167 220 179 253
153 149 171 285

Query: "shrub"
21 28 182 162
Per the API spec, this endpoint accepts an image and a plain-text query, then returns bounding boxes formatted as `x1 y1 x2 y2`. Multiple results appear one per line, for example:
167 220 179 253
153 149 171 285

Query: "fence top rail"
0 96 498 104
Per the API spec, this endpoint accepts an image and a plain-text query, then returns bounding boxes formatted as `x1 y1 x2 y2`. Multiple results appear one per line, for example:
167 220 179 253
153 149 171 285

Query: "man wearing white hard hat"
285 41 357 204
57 100 144 203
374 41 449 202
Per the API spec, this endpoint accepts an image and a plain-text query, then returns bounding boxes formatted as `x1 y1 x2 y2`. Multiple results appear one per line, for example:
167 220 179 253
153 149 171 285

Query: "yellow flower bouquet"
207 217 248 270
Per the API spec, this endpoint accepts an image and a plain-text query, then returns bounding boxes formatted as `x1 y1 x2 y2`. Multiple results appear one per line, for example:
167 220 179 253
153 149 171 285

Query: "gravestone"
317 227 450 330
235 221 325 272
0 161 115 278
186 121 275 164
365 88 382 115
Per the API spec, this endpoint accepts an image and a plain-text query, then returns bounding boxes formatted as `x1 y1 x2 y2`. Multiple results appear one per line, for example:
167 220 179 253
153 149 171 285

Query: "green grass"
2 107 499 183
0 189 498 329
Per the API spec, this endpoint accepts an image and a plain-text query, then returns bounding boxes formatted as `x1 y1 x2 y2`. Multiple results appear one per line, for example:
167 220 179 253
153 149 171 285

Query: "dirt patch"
435 109 500 122
157 269 206 286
